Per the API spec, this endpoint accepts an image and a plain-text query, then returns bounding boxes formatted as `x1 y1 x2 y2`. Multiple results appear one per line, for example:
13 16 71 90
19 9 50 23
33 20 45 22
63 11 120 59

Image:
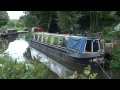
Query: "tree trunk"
93 11 96 32
95 11 98 32
47 15 52 32
90 11 92 31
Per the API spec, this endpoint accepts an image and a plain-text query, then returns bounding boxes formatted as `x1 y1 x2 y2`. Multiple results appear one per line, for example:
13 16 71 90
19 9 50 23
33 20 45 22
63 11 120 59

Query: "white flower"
0 64 3 67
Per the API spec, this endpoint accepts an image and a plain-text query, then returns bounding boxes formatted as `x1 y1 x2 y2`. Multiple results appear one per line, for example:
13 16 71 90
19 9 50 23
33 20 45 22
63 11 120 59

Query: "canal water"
0 35 120 79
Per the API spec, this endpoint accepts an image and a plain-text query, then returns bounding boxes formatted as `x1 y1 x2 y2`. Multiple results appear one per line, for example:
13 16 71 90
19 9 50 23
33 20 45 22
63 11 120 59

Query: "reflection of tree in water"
0 36 17 54
23 47 32 60
0 39 9 53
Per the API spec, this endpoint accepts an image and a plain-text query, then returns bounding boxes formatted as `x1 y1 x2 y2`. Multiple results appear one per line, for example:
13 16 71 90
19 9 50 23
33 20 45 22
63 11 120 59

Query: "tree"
0 11 9 28
24 11 57 32
15 20 25 30
8 19 17 28
56 11 82 34
23 11 119 34
89 11 99 32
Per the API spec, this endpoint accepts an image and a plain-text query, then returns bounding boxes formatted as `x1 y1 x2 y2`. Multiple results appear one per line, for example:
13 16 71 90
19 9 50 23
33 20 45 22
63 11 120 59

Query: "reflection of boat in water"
30 32 105 65
29 47 76 78
0 35 18 44
0 38 8 44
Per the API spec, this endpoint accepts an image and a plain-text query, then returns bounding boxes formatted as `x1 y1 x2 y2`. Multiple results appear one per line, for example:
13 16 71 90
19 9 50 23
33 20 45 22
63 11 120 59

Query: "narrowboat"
1 30 8 38
31 27 44 33
1 29 18 38
29 32 105 65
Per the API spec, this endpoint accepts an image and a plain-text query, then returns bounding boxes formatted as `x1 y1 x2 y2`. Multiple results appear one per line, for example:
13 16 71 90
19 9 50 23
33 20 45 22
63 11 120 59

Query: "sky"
7 11 24 19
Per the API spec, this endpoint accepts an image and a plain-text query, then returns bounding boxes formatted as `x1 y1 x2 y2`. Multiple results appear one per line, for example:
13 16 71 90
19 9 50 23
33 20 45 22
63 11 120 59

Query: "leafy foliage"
23 11 56 31
23 11 120 34
110 45 120 69
67 65 97 79
56 11 82 33
0 55 58 79
0 11 9 28
1 19 25 30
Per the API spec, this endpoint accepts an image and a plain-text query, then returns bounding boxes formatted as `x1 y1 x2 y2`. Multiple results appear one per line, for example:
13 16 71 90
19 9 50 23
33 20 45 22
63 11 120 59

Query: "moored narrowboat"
7 29 18 36
29 32 105 65
1 29 18 38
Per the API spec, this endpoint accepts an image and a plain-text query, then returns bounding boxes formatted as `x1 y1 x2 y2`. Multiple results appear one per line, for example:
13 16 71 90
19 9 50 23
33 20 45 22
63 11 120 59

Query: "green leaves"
56 11 82 33
1 19 25 30
21 11 120 34
0 11 9 28
67 65 97 79
67 71 78 79
82 65 97 79
110 45 120 69
83 65 91 76
24 11 54 31
0 56 57 79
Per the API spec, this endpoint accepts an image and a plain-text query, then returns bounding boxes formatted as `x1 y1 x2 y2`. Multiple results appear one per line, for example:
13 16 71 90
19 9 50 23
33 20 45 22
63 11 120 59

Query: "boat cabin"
32 27 44 33
7 29 17 33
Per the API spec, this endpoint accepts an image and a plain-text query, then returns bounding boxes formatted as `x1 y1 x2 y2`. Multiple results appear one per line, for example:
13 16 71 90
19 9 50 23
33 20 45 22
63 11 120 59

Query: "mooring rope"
97 62 111 79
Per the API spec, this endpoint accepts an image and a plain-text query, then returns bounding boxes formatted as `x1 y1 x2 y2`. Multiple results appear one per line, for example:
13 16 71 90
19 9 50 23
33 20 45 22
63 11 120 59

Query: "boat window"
48 35 51 43
85 40 92 52
43 34 48 43
50 36 54 45
93 40 99 52
31 35 34 39
35 35 38 40
62 37 68 47
39 34 42 41
43 34 45 42
37 35 39 41
41 35 43 42
33 35 35 39
53 36 58 45
45 36 48 43
58 37 63 46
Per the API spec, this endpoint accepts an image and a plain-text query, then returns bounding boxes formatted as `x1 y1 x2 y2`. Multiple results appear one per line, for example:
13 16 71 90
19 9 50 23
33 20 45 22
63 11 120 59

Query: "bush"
26 33 32 41
0 55 58 79
110 45 120 69
67 65 97 79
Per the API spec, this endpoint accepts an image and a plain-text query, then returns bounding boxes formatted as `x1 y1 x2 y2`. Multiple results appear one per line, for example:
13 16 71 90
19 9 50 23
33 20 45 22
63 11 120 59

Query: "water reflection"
4 39 29 62
0 36 18 53
29 47 74 78
0 38 9 53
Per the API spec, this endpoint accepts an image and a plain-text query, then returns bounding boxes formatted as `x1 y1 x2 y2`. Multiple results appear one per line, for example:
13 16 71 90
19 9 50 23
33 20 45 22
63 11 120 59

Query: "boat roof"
17 31 28 32
32 32 100 39
66 36 100 40
7 29 17 30
67 36 87 53
87 37 100 40
32 32 63 36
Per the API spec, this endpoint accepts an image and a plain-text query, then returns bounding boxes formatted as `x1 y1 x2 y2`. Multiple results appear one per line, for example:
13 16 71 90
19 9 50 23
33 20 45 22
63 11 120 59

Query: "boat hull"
1 34 8 38
8 33 18 37
1 33 18 38
29 40 103 65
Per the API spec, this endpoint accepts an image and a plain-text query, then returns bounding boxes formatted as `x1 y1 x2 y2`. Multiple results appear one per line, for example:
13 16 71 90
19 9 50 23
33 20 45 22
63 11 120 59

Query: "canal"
0 35 120 79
